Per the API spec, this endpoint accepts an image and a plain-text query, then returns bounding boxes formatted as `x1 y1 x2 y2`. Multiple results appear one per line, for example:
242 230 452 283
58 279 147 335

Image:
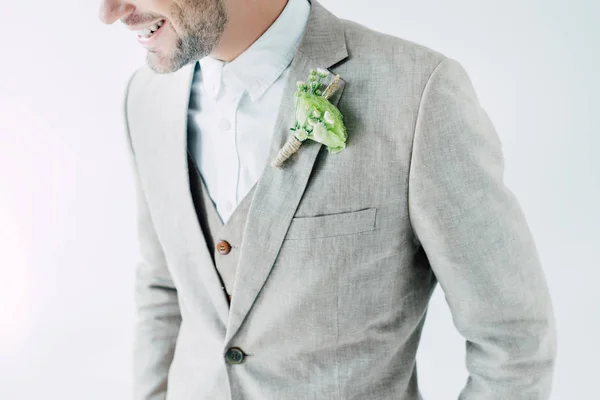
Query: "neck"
210 0 289 62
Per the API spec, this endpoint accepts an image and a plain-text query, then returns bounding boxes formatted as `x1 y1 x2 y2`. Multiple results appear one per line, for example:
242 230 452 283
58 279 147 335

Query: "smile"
136 19 165 39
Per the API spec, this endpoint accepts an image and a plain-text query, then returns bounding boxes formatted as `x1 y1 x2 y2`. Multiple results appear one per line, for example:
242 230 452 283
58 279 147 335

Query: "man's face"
99 0 228 73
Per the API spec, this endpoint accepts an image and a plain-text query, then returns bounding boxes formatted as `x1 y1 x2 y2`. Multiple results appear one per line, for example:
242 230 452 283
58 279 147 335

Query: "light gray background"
1 0 598 398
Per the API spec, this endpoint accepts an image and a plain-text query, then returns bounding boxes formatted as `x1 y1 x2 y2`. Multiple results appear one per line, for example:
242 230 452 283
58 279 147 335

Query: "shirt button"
216 240 231 255
225 347 245 364
219 118 231 131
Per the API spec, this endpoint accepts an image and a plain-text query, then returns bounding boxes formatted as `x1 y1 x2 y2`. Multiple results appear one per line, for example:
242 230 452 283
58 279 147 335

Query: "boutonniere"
271 68 347 168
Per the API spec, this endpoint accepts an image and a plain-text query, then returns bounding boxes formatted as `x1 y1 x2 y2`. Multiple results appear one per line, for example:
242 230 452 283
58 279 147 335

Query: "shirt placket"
216 85 245 222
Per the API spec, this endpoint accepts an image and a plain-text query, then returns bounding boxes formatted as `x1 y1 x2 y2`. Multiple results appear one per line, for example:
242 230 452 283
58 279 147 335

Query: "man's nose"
98 0 135 24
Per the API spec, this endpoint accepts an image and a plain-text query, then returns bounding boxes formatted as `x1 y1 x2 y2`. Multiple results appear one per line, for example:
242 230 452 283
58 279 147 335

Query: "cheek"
143 0 176 17
159 0 188 25
164 21 181 41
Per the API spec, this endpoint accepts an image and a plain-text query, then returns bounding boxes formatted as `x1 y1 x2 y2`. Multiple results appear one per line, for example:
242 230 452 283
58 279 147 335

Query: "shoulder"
336 18 477 110
339 18 448 80
123 62 194 135
124 64 157 114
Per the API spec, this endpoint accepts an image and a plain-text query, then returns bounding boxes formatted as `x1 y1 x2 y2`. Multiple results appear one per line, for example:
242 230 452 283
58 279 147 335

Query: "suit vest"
187 149 256 306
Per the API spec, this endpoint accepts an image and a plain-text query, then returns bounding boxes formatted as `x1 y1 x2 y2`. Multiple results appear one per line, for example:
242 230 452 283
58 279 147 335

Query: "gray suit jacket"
123 1 556 398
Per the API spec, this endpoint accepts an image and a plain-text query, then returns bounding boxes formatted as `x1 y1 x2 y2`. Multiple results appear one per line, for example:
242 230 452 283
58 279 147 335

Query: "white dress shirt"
187 0 311 224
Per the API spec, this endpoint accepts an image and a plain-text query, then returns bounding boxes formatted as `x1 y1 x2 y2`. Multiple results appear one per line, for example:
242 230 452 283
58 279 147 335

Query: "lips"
135 19 169 47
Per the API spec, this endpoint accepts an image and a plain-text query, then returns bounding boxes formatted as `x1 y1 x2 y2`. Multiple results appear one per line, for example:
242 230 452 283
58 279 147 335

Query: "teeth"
136 20 164 38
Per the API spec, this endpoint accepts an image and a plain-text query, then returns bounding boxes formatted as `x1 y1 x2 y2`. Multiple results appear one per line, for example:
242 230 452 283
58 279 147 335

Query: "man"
99 0 557 398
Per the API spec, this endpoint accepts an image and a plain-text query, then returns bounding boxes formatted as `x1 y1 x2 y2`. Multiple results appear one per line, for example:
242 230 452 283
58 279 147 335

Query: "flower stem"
271 135 303 168
322 74 341 100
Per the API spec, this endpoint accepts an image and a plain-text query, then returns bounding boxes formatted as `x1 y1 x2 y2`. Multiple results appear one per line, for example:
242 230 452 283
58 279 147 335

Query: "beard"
147 0 228 74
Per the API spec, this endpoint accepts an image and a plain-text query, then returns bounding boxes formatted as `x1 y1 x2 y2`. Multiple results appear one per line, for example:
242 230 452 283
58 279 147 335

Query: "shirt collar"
199 0 310 102
198 56 225 98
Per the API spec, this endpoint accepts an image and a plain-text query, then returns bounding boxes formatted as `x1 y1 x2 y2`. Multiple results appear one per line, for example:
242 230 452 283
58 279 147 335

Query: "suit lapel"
225 0 348 344
131 63 232 325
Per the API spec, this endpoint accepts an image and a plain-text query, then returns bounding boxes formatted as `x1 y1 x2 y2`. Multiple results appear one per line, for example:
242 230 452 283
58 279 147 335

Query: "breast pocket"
284 207 377 240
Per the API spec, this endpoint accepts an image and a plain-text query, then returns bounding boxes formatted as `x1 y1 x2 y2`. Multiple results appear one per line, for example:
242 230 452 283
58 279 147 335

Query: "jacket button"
216 240 231 255
225 347 245 364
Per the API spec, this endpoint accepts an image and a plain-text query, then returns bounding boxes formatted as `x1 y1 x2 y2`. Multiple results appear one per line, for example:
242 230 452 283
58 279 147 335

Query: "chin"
146 58 175 74
146 52 180 74
146 44 199 74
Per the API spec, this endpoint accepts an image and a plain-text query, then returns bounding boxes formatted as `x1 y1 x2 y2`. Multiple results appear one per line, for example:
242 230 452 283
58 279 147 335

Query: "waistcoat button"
216 240 231 255
225 347 245 364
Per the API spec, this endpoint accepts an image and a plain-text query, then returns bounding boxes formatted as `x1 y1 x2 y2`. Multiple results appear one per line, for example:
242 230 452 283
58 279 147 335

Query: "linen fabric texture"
123 1 557 399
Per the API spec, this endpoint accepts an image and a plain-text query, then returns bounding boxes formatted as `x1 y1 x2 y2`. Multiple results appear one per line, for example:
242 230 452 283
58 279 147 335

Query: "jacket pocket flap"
285 207 377 240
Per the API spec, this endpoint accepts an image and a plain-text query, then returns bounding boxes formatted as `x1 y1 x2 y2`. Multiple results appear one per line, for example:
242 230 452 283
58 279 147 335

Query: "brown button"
216 240 231 255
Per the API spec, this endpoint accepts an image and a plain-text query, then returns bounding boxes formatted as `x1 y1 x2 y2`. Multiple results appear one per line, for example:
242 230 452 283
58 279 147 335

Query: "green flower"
292 90 347 153
274 69 347 168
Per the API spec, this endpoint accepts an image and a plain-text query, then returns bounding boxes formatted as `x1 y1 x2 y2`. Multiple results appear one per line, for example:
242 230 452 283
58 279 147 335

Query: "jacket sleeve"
408 58 557 399
123 72 182 400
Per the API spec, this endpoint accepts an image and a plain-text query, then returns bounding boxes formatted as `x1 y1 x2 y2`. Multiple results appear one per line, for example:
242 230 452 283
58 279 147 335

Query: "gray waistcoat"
187 149 256 306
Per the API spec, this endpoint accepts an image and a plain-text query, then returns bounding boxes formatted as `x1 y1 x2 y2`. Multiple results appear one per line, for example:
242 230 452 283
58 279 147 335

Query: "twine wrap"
271 135 303 168
321 74 341 100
